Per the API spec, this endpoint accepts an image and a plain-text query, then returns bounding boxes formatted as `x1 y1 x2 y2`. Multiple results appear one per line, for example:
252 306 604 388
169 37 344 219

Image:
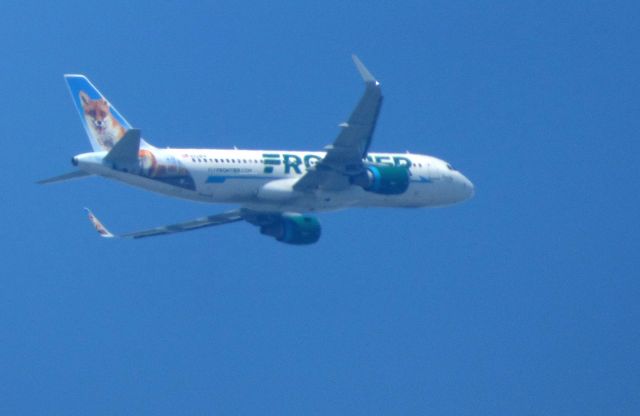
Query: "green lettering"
303 154 322 169
393 156 412 168
262 153 281 174
374 155 393 166
283 154 302 174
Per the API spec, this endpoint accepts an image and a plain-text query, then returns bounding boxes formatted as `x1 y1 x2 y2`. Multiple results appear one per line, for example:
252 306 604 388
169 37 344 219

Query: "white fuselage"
74 148 474 213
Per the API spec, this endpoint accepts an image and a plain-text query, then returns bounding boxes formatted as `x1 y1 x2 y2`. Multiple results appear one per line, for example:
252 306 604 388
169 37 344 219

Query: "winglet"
84 208 115 238
352 55 378 85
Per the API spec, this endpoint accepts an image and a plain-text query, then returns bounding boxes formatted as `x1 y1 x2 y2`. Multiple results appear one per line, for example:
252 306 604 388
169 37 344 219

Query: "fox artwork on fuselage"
40 56 474 245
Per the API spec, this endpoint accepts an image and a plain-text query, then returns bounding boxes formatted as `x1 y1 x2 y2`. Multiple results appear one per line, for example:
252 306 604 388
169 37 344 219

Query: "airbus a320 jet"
40 56 474 245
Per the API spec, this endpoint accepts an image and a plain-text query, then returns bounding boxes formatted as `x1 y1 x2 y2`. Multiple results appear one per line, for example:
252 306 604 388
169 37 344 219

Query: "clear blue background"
1 1 639 414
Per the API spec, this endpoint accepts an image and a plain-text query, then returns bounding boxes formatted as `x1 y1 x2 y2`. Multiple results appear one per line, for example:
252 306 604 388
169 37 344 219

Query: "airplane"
39 56 474 245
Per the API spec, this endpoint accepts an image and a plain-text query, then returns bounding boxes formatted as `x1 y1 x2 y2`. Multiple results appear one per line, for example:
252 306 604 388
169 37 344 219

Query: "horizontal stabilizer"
37 170 92 185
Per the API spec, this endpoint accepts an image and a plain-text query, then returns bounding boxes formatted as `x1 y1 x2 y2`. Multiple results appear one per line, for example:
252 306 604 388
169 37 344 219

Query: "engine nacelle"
259 213 321 245
352 165 410 195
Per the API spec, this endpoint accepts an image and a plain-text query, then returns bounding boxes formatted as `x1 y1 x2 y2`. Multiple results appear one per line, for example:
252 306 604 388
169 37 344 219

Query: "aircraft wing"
85 208 243 239
294 55 383 191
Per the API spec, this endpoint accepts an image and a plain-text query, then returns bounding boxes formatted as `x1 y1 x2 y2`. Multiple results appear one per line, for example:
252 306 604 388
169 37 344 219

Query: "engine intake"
352 165 410 195
259 213 321 245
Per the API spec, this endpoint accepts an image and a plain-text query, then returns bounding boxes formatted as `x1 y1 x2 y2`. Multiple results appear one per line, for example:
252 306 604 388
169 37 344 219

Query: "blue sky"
1 1 639 414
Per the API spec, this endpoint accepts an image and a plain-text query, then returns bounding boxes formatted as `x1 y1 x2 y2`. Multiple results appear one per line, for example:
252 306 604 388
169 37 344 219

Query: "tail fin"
64 75 153 152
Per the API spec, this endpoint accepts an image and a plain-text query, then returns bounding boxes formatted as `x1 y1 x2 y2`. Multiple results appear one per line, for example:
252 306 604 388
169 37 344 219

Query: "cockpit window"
446 163 455 171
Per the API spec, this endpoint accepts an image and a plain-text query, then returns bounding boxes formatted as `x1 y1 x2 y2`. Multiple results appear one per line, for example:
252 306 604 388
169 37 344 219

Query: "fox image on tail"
64 74 138 152
79 90 126 150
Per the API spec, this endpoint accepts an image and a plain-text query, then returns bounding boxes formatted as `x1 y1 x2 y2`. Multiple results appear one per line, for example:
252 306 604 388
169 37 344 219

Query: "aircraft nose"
456 172 475 201
462 174 474 200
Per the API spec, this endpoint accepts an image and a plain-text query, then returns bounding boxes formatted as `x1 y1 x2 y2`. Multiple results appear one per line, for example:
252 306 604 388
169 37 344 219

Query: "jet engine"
258 213 321 245
352 165 410 195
